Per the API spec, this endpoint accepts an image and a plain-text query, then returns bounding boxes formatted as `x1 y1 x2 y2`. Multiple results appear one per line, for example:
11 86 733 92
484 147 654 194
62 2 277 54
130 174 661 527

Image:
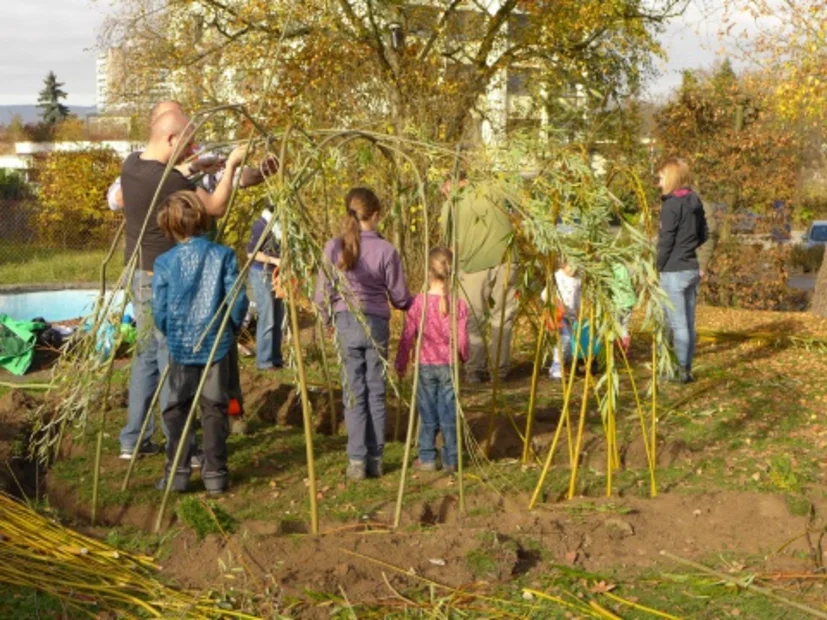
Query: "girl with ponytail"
395 247 469 474
314 187 411 481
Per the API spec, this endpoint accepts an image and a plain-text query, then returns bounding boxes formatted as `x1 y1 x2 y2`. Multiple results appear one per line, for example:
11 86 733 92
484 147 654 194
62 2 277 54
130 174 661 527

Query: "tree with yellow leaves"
36 149 122 248
720 1 826 314
102 0 688 143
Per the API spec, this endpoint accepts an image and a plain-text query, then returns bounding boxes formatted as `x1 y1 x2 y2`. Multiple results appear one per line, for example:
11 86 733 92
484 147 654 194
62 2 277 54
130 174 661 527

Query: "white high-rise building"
95 51 110 113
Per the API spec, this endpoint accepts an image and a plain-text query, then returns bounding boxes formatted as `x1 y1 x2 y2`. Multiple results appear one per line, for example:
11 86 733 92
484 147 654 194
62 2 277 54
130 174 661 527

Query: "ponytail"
428 246 453 316
338 187 381 271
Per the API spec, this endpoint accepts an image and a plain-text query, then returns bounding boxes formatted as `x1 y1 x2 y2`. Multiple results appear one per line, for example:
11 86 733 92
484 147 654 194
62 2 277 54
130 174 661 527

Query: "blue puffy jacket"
152 236 249 366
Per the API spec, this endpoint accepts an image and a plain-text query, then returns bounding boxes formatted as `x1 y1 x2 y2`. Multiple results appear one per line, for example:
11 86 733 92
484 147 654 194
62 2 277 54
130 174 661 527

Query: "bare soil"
155 489 823 607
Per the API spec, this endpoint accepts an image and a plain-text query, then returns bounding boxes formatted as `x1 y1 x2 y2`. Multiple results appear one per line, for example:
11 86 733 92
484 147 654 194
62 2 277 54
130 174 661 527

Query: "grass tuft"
175 497 238 540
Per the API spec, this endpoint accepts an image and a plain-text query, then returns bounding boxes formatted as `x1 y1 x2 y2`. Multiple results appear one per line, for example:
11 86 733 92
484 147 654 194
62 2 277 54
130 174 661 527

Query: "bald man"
118 107 247 459
107 101 269 211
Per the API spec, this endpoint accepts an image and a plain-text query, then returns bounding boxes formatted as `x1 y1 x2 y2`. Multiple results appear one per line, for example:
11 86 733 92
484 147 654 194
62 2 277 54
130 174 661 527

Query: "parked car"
731 210 758 234
801 221 827 249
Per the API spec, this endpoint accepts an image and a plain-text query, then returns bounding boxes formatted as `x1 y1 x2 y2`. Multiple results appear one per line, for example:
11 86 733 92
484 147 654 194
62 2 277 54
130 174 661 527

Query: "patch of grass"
465 545 499 579
0 242 124 285
465 532 519 579
560 501 634 517
175 496 238 539
784 494 812 517
767 455 801 493
0 586 67 618
105 526 173 558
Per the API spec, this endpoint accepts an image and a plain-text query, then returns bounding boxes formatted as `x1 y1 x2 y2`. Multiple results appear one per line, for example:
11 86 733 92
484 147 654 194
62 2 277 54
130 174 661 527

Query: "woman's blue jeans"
660 269 701 370
249 269 284 370
416 365 458 467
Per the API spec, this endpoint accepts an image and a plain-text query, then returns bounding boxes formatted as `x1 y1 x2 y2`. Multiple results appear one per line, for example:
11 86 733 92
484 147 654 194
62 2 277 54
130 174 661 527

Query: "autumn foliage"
35 149 123 248
656 62 802 227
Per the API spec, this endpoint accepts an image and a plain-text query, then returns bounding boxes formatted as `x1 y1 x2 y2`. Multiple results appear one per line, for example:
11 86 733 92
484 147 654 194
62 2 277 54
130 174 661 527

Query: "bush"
0 170 29 200
789 244 824 273
701 241 807 310
35 148 122 248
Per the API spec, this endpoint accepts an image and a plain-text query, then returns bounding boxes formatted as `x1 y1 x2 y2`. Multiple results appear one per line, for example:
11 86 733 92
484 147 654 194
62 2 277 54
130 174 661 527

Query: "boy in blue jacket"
152 191 249 494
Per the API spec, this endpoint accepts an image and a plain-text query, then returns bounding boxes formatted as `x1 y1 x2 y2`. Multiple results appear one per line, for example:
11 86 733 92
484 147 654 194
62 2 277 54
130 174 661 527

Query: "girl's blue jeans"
416 365 458 467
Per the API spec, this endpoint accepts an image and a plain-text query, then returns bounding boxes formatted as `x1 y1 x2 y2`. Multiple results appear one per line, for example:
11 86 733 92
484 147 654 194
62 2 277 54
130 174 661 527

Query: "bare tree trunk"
811 253 827 317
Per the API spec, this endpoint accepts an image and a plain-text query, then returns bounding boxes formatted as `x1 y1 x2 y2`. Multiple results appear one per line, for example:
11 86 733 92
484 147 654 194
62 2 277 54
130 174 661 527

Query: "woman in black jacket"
657 158 708 384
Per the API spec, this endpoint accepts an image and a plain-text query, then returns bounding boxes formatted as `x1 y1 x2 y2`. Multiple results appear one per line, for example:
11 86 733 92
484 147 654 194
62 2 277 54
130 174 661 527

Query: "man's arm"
196 146 247 217
385 249 412 311
237 156 279 188
394 296 421 376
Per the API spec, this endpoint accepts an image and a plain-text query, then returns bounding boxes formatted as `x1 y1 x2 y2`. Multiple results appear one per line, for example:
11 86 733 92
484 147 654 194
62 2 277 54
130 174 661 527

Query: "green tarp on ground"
0 314 44 376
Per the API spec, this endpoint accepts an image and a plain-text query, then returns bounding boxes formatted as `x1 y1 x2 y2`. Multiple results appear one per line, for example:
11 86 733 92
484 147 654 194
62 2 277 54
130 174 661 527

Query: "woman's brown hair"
338 187 381 270
157 190 210 242
658 157 693 196
428 246 453 315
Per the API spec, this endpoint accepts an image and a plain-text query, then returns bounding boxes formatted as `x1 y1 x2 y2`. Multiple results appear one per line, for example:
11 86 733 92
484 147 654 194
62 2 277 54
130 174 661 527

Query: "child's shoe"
230 416 247 436
366 456 383 478
549 362 563 379
413 458 437 472
346 459 366 481
443 463 457 475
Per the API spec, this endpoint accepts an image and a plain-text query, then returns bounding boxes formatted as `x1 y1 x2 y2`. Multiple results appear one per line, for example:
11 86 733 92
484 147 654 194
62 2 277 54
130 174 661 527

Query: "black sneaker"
120 441 161 460
366 457 383 479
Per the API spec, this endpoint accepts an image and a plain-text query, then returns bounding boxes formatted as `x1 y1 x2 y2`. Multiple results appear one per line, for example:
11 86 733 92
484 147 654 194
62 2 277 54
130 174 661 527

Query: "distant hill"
0 105 97 125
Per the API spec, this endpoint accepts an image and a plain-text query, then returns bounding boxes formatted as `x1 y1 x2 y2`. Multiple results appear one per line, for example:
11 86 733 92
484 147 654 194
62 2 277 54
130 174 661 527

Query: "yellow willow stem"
393 157 430 530
601 592 680 620
660 550 827 620
565 302 587 466
650 341 659 497
316 320 338 436
278 127 318 535
605 337 613 497
522 320 546 464
528 310 585 509
122 366 168 491
618 342 655 476
393 385 403 443
568 306 596 499
484 259 512 458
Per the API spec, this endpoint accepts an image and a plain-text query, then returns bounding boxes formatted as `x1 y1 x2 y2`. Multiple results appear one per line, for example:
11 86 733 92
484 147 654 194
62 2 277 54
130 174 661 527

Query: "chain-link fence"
0 199 125 286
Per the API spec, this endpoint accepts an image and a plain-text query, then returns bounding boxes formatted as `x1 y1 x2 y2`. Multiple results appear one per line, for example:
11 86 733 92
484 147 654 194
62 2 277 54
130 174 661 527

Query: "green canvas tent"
0 314 44 376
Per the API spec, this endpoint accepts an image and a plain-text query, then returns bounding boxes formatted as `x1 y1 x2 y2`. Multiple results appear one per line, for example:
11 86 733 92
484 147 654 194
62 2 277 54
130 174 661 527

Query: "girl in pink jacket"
396 247 469 473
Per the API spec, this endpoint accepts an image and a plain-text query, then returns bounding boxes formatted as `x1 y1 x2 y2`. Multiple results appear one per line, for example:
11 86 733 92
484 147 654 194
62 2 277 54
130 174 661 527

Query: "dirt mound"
156 488 822 611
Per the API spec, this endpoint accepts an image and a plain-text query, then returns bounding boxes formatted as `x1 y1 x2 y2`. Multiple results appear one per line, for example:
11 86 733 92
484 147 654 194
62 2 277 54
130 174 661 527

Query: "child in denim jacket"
152 191 248 494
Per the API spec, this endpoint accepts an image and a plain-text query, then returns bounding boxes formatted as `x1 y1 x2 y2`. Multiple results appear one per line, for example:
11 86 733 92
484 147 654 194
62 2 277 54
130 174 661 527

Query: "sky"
0 0 755 108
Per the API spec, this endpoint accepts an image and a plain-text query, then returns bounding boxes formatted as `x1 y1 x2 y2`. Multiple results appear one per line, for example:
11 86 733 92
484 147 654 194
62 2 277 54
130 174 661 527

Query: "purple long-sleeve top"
314 231 412 321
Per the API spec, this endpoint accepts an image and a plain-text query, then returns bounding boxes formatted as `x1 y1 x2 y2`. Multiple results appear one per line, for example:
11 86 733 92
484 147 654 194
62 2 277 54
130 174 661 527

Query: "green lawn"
0 242 124 286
